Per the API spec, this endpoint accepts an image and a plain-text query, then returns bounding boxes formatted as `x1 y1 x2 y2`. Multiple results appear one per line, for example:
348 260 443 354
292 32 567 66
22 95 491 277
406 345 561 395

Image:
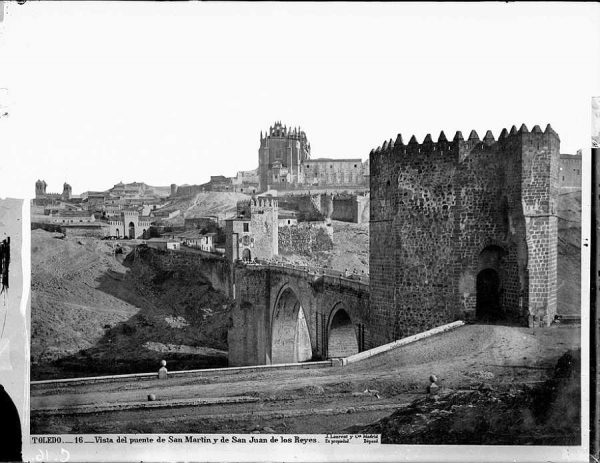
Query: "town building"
559 151 582 189
108 210 152 239
145 238 181 251
225 198 278 262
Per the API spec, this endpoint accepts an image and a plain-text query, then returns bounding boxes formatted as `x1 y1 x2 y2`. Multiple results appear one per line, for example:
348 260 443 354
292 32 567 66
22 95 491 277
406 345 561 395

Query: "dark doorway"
242 248 251 261
128 222 135 239
476 268 502 320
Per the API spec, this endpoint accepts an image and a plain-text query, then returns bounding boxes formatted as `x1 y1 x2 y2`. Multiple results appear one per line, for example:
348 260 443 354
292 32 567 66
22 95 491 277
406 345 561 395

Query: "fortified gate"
369 124 559 346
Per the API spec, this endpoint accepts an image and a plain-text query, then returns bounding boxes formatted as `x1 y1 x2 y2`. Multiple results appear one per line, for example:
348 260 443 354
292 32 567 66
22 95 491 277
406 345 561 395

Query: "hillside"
31 230 232 380
161 191 251 219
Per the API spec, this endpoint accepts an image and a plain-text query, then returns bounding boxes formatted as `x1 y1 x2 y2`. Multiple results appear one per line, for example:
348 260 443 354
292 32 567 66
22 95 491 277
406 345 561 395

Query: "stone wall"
369 125 559 346
279 222 333 255
62 225 108 238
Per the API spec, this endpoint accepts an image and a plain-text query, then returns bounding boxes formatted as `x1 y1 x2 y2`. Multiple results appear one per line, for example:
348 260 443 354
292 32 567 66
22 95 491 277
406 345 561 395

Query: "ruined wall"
369 125 559 346
128 245 232 297
278 222 333 255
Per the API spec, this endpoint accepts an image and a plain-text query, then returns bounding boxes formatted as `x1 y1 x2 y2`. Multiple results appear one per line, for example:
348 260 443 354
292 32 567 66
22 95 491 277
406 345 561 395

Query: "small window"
306 165 309 168
354 164 357 168
288 220 291 225
243 223 249 232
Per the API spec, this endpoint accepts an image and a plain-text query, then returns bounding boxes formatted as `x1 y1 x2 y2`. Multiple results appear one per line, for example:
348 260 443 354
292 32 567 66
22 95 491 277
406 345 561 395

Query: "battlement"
370 124 560 160
261 121 308 142
251 197 278 210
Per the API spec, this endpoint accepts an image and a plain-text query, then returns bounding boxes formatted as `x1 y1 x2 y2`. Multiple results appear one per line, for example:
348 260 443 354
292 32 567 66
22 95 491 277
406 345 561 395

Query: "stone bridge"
228 263 370 367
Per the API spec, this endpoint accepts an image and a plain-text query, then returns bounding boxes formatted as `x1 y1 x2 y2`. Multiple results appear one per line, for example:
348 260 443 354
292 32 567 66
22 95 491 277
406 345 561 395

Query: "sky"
0 2 599 198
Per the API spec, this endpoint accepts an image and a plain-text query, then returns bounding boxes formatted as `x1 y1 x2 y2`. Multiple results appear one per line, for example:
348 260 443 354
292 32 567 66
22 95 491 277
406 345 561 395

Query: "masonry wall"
369 125 559 346
279 222 333 255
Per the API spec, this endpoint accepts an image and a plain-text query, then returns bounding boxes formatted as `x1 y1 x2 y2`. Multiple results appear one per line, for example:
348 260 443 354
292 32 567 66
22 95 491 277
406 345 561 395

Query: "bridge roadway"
30 324 579 434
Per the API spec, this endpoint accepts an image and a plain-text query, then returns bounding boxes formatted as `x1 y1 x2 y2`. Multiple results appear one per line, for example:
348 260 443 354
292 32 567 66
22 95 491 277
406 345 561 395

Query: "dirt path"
31 324 580 434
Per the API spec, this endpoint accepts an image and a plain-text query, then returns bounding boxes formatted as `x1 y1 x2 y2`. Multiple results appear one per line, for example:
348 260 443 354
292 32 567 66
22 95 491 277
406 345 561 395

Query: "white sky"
0 2 599 198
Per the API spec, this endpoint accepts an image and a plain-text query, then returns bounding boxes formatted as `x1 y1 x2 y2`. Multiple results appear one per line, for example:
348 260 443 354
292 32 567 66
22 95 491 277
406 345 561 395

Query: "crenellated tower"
369 124 560 347
35 180 47 198
61 182 72 201
258 121 311 192
250 197 279 257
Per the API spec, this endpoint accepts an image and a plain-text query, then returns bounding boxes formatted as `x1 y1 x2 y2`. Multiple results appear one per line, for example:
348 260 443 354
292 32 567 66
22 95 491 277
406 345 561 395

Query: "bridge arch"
270 285 312 364
326 303 359 358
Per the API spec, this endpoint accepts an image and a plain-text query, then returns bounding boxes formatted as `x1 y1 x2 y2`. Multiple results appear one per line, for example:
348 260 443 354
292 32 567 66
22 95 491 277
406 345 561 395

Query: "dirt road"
31 324 580 434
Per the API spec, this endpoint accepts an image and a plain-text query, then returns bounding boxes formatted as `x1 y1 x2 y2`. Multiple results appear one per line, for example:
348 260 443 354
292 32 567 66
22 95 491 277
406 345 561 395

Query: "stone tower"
369 124 559 346
258 121 311 192
61 182 72 201
35 180 47 198
250 197 279 257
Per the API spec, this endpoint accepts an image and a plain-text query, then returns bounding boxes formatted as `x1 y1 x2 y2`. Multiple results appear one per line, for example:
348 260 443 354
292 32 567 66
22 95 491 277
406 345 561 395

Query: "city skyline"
0 2 598 198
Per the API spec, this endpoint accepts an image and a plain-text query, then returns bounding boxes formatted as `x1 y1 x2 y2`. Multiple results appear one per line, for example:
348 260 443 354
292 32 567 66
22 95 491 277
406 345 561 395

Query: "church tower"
258 122 311 192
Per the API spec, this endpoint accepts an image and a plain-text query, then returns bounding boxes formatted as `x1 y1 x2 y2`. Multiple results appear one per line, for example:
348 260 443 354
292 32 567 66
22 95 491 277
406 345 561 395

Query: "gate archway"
271 287 312 364
128 222 135 239
327 306 359 358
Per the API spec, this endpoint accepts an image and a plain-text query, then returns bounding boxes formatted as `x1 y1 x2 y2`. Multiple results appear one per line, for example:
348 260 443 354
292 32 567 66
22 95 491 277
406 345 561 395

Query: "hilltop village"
31 122 373 267
31 121 580 270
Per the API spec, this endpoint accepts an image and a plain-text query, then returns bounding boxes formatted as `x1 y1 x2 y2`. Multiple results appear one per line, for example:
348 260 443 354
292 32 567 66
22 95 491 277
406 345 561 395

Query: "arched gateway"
270 287 312 364
327 305 359 358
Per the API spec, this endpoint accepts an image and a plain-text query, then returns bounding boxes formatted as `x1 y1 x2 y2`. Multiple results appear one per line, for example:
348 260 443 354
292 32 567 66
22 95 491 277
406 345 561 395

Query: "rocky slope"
31 230 231 380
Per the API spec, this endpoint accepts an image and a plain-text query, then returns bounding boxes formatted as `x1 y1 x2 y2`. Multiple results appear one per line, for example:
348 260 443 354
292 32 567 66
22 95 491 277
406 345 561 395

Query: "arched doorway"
115 228 120 238
327 307 358 358
128 222 135 239
271 287 312 364
242 248 251 261
476 245 506 321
